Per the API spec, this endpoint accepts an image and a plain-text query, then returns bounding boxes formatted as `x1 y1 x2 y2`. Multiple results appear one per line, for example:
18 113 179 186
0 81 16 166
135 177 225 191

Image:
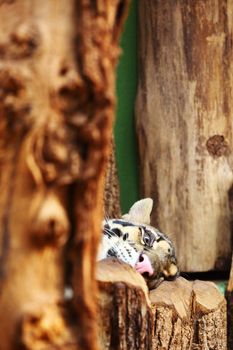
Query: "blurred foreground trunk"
0 1 129 349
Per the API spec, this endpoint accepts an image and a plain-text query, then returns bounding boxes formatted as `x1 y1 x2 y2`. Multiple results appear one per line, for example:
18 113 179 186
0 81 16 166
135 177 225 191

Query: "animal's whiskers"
103 227 119 237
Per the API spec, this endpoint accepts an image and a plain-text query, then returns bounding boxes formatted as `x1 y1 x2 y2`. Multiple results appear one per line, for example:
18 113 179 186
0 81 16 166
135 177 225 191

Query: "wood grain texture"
0 1 129 349
97 259 153 350
136 0 233 271
96 260 226 350
150 277 227 350
104 138 121 218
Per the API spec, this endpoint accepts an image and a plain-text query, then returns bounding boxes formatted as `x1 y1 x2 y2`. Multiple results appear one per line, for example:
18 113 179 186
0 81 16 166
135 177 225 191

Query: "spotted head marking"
100 198 179 289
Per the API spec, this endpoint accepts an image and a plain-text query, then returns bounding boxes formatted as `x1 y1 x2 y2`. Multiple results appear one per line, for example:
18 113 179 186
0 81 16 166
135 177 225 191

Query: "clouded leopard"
97 198 178 290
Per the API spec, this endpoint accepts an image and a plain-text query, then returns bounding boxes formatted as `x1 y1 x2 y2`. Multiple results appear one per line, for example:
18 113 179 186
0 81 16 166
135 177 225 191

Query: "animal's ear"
122 198 153 225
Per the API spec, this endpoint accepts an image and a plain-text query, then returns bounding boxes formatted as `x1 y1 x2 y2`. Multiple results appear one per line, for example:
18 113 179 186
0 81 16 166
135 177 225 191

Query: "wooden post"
0 1 129 349
136 0 233 271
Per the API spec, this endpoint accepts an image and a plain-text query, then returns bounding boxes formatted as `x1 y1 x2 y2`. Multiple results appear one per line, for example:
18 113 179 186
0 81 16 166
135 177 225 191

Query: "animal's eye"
143 233 151 246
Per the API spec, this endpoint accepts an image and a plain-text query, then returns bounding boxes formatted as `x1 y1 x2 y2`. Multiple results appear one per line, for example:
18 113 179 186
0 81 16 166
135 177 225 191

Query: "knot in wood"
30 194 70 248
20 304 76 349
0 67 32 135
0 68 24 96
32 116 108 184
206 135 230 158
32 123 82 185
10 22 39 59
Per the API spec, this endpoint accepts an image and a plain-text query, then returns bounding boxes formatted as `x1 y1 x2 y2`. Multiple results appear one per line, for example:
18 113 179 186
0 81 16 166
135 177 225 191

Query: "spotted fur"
97 198 179 289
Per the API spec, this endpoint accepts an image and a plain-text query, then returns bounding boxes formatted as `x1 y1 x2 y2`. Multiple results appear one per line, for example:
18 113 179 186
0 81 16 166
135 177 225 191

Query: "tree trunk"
104 138 121 218
0 1 129 349
150 277 227 350
96 259 153 350
136 0 233 271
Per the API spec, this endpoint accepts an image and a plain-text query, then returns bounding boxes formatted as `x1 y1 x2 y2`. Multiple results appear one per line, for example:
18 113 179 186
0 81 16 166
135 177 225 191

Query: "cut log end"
97 262 226 350
150 277 227 350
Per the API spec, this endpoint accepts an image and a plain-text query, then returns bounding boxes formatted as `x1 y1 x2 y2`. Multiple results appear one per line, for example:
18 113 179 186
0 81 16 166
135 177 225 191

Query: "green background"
115 0 139 214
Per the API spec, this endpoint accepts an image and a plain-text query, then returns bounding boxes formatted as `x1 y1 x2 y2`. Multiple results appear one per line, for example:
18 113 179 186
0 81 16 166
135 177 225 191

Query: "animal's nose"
135 254 154 276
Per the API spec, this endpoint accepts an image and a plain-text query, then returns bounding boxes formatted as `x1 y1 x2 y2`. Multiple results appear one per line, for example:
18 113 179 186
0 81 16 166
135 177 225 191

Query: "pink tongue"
135 254 154 276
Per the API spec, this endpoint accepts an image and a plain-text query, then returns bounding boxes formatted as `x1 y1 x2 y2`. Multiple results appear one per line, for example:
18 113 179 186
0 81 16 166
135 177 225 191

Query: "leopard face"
98 198 179 289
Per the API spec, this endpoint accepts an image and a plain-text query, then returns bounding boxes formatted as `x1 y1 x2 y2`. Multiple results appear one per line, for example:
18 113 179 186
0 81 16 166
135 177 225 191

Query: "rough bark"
136 0 233 271
96 262 226 350
0 1 129 349
150 277 227 350
96 258 153 350
104 138 121 218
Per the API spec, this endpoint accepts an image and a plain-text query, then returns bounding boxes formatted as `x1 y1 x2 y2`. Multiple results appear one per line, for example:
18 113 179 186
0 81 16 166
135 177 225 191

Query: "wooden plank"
136 0 233 271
